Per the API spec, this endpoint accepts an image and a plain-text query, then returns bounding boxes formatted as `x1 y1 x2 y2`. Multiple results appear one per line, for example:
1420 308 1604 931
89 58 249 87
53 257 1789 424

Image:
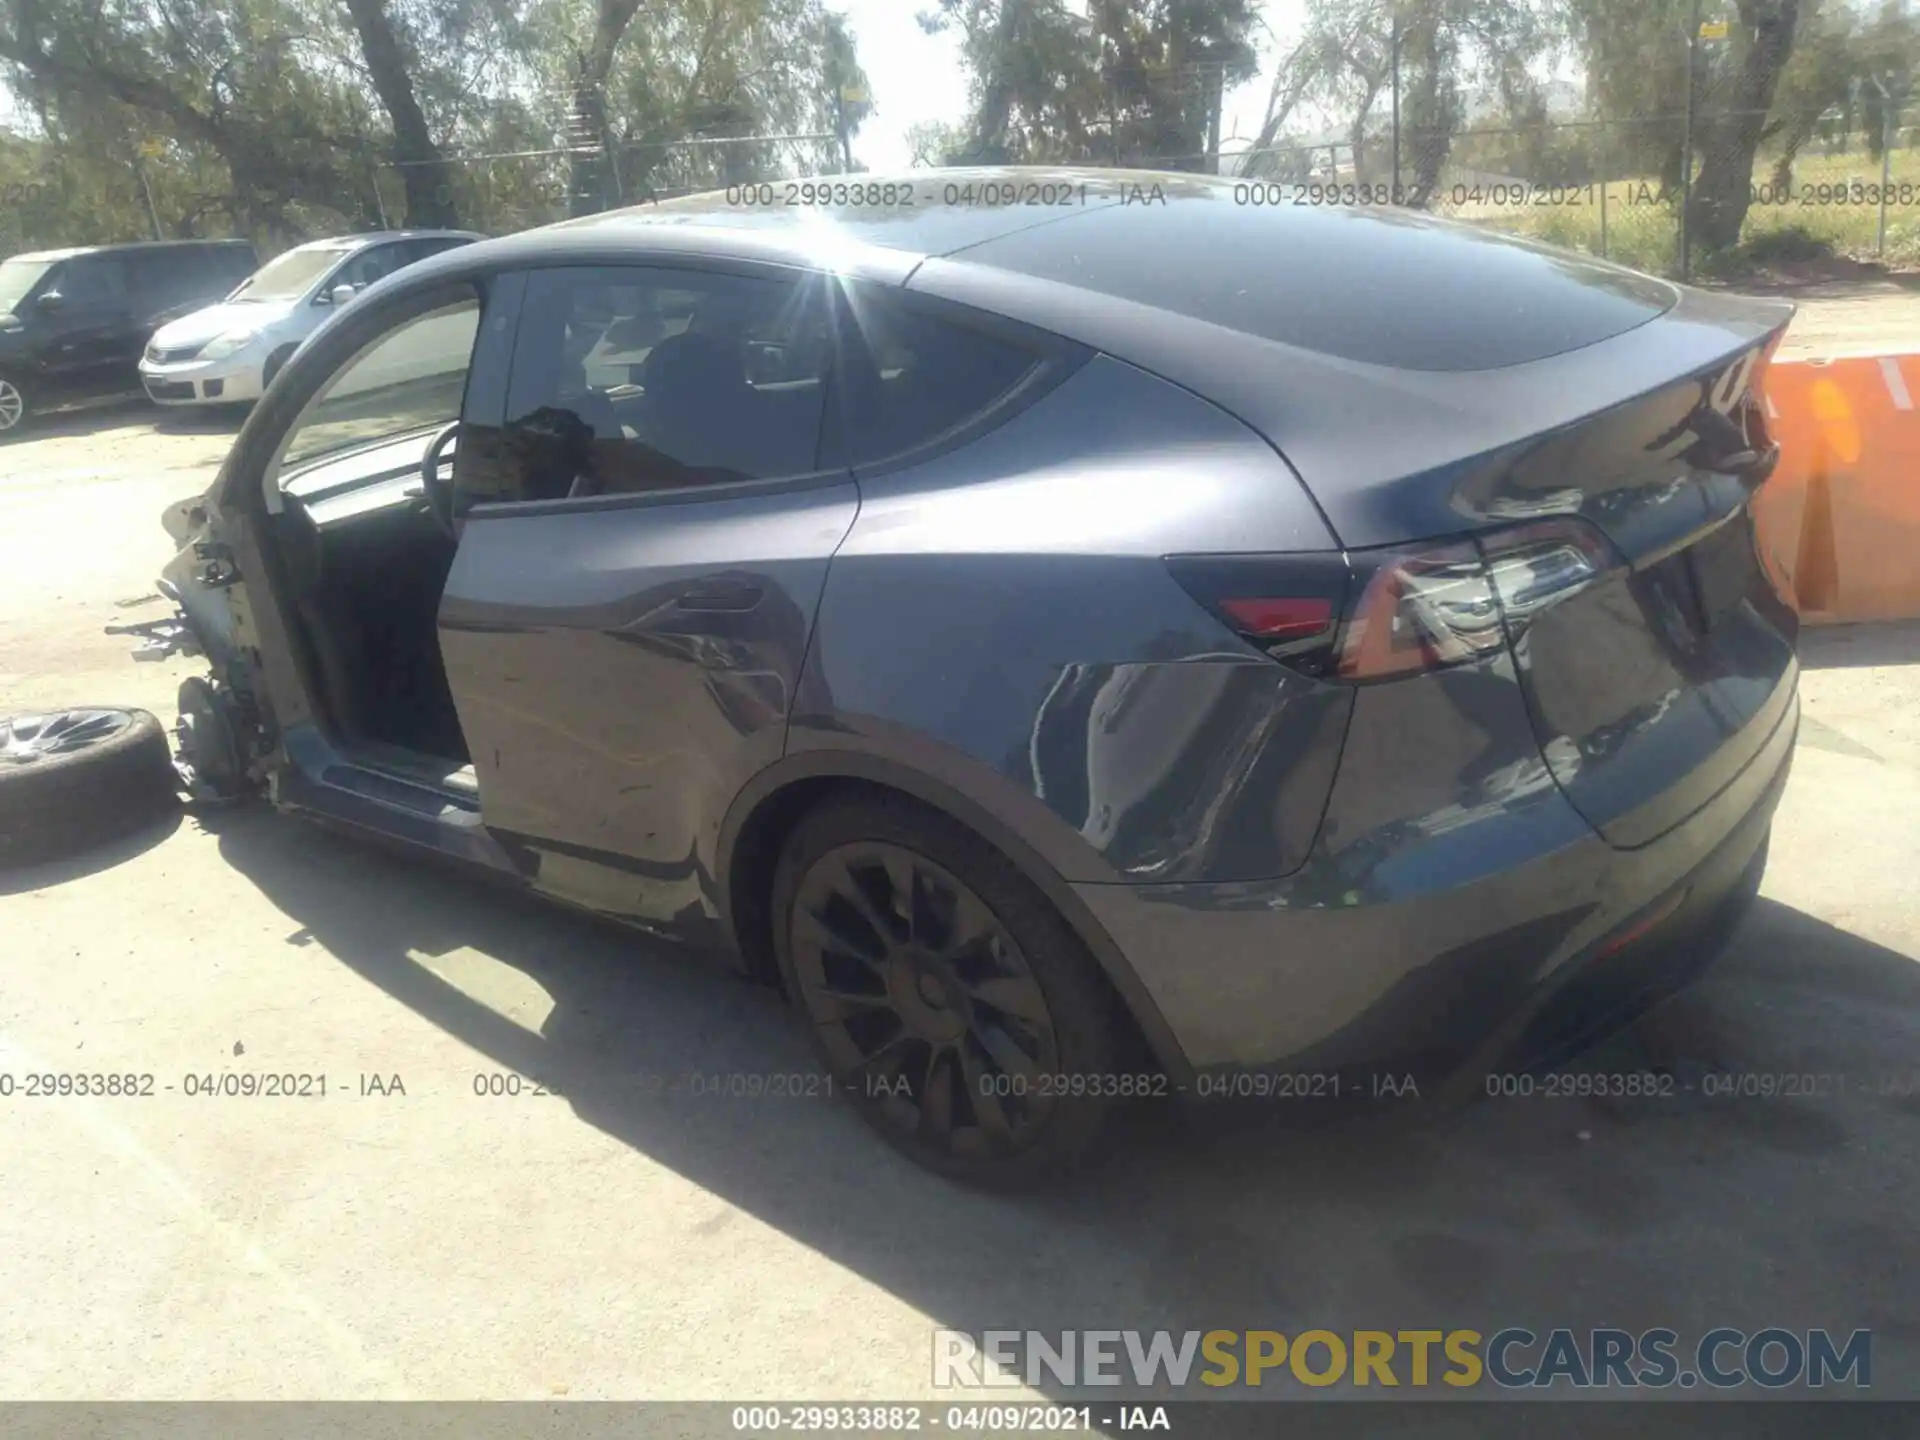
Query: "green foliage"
0 0 870 248
921 0 1260 168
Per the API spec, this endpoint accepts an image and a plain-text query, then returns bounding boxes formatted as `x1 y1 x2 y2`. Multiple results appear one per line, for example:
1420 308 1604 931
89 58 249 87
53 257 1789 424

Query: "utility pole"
1871 73 1896 256
134 159 163 240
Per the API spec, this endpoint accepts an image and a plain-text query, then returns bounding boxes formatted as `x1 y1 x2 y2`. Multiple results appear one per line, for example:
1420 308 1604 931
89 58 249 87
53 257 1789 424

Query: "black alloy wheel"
773 794 1128 1187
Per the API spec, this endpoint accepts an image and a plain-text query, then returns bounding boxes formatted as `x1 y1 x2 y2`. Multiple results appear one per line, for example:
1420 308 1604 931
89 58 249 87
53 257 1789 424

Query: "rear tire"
0 371 30 439
0 709 178 867
771 792 1129 1188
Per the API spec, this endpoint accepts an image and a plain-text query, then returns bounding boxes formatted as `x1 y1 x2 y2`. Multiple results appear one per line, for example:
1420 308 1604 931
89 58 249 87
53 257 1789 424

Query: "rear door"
131 248 214 328
439 261 857 926
38 255 141 396
327 242 411 303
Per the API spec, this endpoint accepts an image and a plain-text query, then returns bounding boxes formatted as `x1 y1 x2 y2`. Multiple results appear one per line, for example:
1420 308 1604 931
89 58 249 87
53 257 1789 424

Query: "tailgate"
1500 340 1800 848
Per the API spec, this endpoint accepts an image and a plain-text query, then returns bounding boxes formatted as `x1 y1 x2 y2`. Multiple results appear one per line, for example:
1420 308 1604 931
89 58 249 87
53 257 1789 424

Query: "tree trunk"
967 0 1030 162
1687 0 1801 252
341 0 460 227
1404 23 1455 203
1348 78 1380 186
567 0 645 216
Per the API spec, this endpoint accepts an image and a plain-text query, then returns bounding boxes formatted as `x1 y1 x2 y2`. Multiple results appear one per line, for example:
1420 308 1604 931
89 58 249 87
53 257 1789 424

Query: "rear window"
833 288 1039 468
958 188 1676 372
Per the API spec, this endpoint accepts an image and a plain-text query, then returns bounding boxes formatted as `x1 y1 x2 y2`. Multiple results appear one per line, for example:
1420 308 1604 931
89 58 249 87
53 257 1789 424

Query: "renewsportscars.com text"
933 1327 1871 1390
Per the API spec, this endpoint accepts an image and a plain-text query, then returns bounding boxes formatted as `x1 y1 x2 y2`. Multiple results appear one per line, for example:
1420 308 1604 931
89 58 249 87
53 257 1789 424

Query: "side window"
832 287 1040 468
334 243 408 293
58 256 130 313
132 250 206 310
213 247 258 291
280 294 481 475
482 265 832 504
401 237 469 265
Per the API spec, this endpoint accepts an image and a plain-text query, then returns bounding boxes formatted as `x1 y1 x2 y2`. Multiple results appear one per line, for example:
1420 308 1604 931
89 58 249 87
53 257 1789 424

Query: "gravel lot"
2 375 1917 1404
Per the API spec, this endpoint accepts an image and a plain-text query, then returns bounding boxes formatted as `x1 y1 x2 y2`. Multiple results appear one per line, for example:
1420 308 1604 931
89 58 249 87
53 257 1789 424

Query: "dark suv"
0 239 259 437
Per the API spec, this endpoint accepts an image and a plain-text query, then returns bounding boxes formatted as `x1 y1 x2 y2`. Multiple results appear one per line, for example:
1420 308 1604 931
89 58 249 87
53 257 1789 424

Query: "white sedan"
139 230 481 407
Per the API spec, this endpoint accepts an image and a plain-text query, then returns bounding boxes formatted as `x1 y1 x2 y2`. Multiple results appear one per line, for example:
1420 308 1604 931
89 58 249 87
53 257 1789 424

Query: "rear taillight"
1337 539 1504 680
1477 520 1617 641
1167 518 1622 683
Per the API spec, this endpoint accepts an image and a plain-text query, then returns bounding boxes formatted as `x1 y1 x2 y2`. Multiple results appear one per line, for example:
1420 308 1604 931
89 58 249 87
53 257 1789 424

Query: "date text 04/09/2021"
0 1072 406 1098
721 180 1170 210
730 1404 1170 1433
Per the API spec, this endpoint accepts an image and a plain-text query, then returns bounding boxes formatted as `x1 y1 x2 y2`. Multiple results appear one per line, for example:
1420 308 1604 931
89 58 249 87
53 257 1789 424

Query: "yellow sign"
1698 19 1730 38
839 86 869 104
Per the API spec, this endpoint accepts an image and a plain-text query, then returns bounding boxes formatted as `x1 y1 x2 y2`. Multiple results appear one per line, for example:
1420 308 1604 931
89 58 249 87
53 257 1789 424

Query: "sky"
832 0 1305 173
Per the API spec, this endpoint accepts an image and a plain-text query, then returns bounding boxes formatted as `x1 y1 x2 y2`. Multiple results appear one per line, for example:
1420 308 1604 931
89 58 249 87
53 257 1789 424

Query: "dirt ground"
2 317 1918 1405
1741 274 1920 358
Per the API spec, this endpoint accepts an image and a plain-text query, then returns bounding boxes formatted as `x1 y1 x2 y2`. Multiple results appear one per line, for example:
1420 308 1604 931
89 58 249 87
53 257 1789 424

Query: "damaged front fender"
106 491 275 801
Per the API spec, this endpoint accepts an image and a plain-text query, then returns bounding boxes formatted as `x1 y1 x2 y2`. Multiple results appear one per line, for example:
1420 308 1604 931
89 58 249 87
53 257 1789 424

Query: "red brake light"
1218 596 1334 641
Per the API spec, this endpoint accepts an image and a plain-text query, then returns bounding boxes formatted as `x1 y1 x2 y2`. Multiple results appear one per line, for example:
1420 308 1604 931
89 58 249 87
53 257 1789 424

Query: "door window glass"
280 295 481 473
333 243 408 294
401 237 474 265
58 257 130 313
483 265 832 504
132 250 210 310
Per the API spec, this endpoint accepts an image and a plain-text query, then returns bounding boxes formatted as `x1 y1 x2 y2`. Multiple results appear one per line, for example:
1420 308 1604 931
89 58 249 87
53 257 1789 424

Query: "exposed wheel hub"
1 710 133 765
0 379 22 432
892 947 968 1043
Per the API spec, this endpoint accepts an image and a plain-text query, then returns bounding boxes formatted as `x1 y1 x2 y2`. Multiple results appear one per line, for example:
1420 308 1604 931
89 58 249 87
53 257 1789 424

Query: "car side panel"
440 480 859 929
792 353 1350 888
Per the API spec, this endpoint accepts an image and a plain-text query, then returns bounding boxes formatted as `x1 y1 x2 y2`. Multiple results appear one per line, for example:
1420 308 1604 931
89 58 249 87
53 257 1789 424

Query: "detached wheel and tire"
0 372 29 439
772 794 1133 1188
0 709 179 867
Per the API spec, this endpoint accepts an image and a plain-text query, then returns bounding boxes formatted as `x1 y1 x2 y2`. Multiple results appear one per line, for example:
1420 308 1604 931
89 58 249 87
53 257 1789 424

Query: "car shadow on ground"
0 809 183 898
203 802 1920 1399
18 394 247 443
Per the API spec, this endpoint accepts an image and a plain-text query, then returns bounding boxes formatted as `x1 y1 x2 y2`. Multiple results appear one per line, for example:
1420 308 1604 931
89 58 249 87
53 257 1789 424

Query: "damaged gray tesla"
4 170 1802 1186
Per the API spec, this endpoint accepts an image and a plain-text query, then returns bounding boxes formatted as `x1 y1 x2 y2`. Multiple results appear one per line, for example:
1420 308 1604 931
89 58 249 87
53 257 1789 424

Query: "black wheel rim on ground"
789 841 1061 1158
1 710 135 763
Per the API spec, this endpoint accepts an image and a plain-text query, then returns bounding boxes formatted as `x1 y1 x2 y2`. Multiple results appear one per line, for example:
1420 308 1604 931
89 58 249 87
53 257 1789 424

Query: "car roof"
467 166 1671 371
281 230 485 254
6 239 255 264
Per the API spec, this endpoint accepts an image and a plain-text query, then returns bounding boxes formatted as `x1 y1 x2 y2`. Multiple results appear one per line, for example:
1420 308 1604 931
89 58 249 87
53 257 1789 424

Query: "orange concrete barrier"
1754 352 1920 624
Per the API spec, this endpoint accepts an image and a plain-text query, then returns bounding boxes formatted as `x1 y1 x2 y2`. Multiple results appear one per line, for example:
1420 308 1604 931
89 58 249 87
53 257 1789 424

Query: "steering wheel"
421 420 460 537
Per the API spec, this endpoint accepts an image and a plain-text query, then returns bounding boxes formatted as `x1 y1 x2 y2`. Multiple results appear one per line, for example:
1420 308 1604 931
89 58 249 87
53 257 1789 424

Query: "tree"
0 0 390 240
923 0 1259 169
2 0 871 244
1687 0 1802 251
342 0 461 225
904 119 967 166
1246 0 1550 194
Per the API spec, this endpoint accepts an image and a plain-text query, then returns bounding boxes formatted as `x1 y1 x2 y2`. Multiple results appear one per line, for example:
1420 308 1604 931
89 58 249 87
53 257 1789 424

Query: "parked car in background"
0 238 257 437
139 231 483 409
